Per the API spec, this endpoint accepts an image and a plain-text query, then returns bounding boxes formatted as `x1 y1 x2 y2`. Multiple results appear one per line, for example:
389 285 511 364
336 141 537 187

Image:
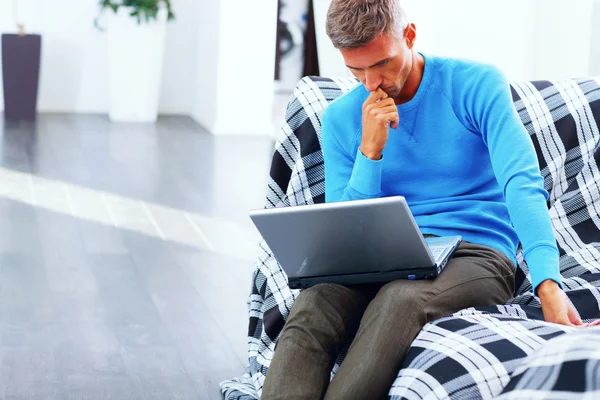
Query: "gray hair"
326 0 409 50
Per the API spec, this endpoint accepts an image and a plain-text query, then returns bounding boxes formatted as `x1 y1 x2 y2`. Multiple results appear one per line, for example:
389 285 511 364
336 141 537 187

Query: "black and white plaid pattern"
496 329 600 399
220 76 600 399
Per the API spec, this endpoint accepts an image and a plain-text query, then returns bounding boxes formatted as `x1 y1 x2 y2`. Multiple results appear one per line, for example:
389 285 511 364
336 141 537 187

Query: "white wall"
533 0 594 80
591 0 600 76
157 0 200 115
3 0 598 120
191 0 278 135
405 0 539 81
314 0 599 83
313 0 353 79
0 0 198 114
190 0 221 132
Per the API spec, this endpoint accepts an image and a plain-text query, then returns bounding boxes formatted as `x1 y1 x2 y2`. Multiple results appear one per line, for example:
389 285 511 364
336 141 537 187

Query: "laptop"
249 196 461 290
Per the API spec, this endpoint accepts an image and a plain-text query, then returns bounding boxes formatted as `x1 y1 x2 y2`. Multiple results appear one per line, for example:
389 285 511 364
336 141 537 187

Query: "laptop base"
289 267 439 290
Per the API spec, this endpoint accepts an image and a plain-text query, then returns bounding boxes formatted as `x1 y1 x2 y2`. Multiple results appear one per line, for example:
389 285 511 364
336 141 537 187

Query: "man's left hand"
538 280 600 327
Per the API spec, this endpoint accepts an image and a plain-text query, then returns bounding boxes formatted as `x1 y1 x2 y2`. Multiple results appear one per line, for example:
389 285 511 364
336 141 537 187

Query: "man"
261 1 600 399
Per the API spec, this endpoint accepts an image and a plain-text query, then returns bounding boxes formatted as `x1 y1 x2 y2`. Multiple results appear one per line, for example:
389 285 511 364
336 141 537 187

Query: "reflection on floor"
0 114 275 399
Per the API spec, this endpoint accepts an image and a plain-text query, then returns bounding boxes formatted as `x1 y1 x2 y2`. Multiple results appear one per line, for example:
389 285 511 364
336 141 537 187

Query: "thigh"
435 241 515 291
323 244 515 400
264 283 377 400
421 240 516 320
370 241 516 320
287 282 380 335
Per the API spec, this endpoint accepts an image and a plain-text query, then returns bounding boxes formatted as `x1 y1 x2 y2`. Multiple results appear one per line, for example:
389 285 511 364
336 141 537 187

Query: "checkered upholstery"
221 76 600 400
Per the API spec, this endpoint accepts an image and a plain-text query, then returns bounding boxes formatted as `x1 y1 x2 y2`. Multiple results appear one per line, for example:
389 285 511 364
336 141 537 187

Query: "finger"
566 298 584 325
378 111 400 128
365 88 388 105
366 98 396 111
364 103 396 121
365 89 387 104
369 106 398 121
587 319 600 326
388 112 400 129
373 104 399 114
570 315 584 325
553 317 578 327
375 100 399 128
380 99 397 109
374 87 388 100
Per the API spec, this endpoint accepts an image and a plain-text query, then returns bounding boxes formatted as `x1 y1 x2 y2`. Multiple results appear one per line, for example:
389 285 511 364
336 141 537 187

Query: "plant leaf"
97 0 175 25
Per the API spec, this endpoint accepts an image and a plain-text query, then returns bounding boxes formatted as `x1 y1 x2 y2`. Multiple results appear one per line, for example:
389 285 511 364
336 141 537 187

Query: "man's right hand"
360 88 399 160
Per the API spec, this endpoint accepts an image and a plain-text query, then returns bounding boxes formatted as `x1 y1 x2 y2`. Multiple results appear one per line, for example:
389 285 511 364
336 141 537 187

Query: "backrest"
267 77 359 207
266 76 600 297
509 78 600 297
246 76 600 395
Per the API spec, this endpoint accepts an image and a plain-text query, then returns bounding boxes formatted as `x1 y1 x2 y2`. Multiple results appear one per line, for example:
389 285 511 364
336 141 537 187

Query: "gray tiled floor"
0 114 275 399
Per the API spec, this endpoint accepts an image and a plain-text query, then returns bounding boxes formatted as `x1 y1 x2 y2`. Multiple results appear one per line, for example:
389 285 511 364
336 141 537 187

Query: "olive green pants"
261 241 516 400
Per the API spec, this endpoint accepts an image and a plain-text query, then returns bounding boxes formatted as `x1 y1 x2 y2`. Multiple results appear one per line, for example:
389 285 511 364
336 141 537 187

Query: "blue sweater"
321 53 563 294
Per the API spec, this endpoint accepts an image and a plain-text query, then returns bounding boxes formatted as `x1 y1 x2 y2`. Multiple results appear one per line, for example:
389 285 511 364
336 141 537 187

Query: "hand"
538 280 600 327
360 88 399 160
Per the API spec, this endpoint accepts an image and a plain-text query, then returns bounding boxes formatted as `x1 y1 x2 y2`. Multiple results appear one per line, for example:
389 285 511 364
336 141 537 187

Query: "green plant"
97 0 175 28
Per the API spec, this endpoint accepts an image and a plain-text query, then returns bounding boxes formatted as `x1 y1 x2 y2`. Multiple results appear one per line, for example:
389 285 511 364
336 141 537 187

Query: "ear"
405 23 417 49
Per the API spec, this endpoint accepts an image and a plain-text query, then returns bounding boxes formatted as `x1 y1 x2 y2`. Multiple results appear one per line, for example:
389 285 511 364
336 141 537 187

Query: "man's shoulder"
427 54 508 99
322 82 368 122
429 54 503 77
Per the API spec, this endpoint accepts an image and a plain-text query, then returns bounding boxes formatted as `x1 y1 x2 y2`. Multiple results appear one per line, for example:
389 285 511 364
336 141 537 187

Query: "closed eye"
374 59 390 68
346 58 391 71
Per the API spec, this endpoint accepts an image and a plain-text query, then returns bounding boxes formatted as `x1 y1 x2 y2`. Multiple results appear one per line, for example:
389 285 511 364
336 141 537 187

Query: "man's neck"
394 51 425 105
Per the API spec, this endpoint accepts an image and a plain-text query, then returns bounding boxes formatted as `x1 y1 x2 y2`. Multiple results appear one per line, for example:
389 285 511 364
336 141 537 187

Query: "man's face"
340 29 414 98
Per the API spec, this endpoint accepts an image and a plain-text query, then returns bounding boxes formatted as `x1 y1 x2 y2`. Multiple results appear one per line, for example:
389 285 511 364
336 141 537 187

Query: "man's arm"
322 88 398 202
459 65 600 326
462 65 563 294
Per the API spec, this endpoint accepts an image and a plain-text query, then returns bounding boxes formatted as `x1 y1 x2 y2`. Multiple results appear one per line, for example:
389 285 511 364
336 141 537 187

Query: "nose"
364 70 382 92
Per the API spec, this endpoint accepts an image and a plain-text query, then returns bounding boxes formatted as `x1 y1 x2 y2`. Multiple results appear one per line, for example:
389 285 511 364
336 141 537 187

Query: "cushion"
495 329 600 398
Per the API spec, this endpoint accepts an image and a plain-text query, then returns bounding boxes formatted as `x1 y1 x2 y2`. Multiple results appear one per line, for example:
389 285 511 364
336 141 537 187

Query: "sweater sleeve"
322 106 384 202
458 65 563 295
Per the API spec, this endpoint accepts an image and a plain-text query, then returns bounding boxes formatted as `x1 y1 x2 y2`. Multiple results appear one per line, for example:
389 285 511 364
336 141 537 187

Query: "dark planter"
1 34 42 121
